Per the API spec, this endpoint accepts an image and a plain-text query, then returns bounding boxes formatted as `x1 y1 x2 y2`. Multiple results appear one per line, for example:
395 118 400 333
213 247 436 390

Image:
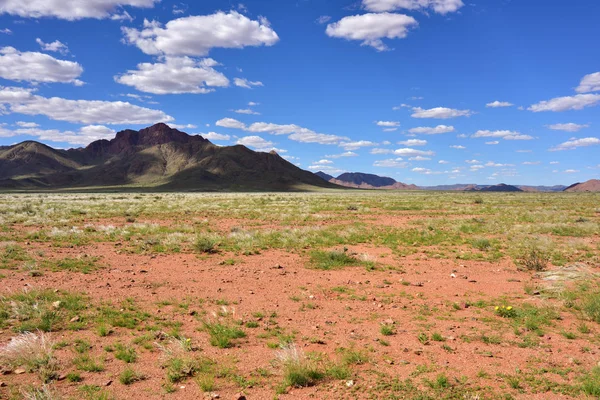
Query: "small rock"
14 368 26 375
234 393 247 400
57 373 67 381
105 380 113 386
450 273 456 278
70 316 80 323
0 381 6 387
346 380 354 387
52 301 61 309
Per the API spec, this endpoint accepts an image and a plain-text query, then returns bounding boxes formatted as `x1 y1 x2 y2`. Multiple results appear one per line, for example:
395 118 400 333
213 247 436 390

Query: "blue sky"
0 0 599 185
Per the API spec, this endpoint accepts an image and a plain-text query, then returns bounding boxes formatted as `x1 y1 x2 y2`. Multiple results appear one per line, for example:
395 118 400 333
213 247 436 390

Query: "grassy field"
0 191 599 399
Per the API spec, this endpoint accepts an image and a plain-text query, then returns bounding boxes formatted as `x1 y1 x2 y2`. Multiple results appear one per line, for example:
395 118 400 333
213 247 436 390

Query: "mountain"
476 184 523 192
564 179 600 192
314 171 334 181
518 185 567 192
420 184 481 191
325 172 417 190
0 123 339 191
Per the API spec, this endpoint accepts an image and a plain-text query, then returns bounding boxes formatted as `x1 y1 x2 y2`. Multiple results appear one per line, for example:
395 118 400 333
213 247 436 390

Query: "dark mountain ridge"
0 123 338 191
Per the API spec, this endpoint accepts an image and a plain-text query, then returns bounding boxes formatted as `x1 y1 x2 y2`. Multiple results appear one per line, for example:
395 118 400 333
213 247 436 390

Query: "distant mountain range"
315 171 418 190
0 123 338 191
0 124 595 192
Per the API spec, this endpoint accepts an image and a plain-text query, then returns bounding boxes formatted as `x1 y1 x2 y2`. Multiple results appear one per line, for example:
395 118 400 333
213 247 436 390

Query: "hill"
314 171 334 181
318 172 417 190
564 179 600 192
477 184 523 192
0 123 339 191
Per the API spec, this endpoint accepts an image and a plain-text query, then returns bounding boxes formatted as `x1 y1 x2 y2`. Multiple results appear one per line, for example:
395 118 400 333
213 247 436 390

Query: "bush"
520 246 549 271
194 235 219 254
203 322 246 348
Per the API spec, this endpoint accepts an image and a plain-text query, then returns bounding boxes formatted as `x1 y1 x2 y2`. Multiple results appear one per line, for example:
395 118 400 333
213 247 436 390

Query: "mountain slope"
329 172 417 190
564 179 600 192
0 123 339 191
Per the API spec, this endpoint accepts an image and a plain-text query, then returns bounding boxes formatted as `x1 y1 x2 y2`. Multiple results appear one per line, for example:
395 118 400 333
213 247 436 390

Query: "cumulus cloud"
0 0 157 20
486 100 513 108
373 158 408 168
411 107 473 119
234 78 263 89
36 38 70 55
0 47 83 85
408 125 454 134
0 86 173 125
201 132 230 141
233 108 260 115
471 130 533 140
215 117 348 145
528 94 600 112
326 151 358 158
370 148 394 154
398 139 427 146
376 120 400 127
122 12 279 56
236 135 275 151
362 0 464 14
438 160 449 164
546 123 589 132
12 125 116 146
325 13 418 51
450 145 465 149
395 148 434 157
115 57 229 94
340 140 377 150
576 72 600 93
522 161 541 165
485 141 499 145
550 137 600 151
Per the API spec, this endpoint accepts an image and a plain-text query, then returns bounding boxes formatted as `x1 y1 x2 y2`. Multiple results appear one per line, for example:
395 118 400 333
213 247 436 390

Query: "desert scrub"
0 289 87 332
0 332 59 382
518 245 550 271
494 305 517 318
203 321 246 348
194 234 220 254
276 343 325 391
308 249 360 270
119 367 145 385
41 256 100 274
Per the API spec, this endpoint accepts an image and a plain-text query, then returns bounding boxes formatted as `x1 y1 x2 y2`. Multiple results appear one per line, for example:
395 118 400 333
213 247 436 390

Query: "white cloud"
409 156 431 161
326 151 358 158
0 86 173 125
450 145 465 149
0 0 158 20
546 123 589 132
313 159 333 165
472 130 533 140
486 100 513 108
234 78 263 89
370 148 394 154
522 161 541 165
14 125 116 145
362 0 464 14
340 140 377 150
201 132 230 141
122 12 279 56
485 141 499 145
236 135 274 151
465 159 480 164
576 72 600 93
408 125 454 134
564 169 579 173
0 28 12 34
248 101 259 106
308 164 344 174
36 38 70 55
325 13 418 51
374 158 408 168
392 103 411 110
167 123 196 129
528 94 600 112
550 137 600 151
398 139 427 146
411 107 473 119
438 160 449 164
115 56 229 94
0 47 83 85
316 15 331 24
376 120 400 127
549 161 559 165
233 108 260 115
216 118 247 130
215 117 348 145
485 161 514 167
15 121 39 128
394 148 434 157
